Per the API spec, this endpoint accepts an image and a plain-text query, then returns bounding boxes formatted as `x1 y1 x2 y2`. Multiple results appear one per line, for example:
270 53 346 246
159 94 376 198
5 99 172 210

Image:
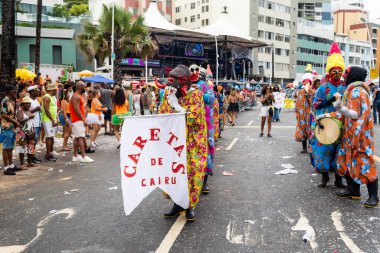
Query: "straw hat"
20 97 32 104
46 83 57 91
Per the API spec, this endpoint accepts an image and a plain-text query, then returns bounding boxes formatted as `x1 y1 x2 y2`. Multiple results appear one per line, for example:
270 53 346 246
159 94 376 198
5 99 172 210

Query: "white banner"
120 114 189 216
273 92 286 109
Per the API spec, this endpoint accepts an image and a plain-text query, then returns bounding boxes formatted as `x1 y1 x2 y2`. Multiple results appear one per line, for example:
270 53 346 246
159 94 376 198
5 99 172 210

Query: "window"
266 62 271 69
185 17 188 22
202 0 205 3
175 19 181 25
190 15 195 22
265 16 274 25
259 0 265 8
175 6 181 13
275 63 283 71
258 47 264 53
52 45 62 65
197 1 200 6
206 0 209 2
202 6 205 12
275 48 282 56
258 15 264 23
284 21 290 28
349 57 354 64
166 0 172 8
266 32 273 40
276 18 284 27
285 35 290 42
191 2 195 9
29 45 35 63
197 14 200 19
202 20 205 26
258 30 264 38
205 19 209 25
275 33 284 41
267 1 273 9
205 5 209 12
265 47 271 54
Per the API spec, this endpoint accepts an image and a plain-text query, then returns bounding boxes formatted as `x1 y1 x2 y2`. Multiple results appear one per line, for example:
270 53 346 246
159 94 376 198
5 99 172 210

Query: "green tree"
0 0 16 93
51 4 69 18
69 3 88 16
77 5 157 84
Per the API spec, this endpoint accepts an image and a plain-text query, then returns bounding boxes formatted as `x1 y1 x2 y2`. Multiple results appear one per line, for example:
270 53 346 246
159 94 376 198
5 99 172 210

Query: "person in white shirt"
27 85 42 163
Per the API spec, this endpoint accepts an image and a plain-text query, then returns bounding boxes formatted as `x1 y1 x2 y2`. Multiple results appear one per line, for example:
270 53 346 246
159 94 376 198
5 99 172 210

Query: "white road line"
226 126 296 129
247 121 253 126
291 210 318 252
155 215 187 253
331 210 364 253
226 138 239 151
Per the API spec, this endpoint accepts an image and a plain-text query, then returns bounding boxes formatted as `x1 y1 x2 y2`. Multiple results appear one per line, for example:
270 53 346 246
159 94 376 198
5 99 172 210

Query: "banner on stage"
120 114 189 216
273 92 286 109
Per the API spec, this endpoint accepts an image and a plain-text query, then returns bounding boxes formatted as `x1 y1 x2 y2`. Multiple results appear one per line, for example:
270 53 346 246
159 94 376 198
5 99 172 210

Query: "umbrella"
81 75 114 84
78 70 94 77
16 69 36 81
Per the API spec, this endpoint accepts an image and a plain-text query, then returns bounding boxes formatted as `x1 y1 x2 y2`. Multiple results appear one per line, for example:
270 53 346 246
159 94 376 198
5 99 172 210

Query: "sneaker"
4 168 16 176
85 147 96 154
72 156 82 162
45 156 57 163
80 156 94 163
12 166 22 172
51 151 60 157
267 134 272 138
259 133 264 137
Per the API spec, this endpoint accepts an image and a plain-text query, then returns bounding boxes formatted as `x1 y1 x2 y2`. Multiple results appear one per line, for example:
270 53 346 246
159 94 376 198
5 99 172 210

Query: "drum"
314 117 343 145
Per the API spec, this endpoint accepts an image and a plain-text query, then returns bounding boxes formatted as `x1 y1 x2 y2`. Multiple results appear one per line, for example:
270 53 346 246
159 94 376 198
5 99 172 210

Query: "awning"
81 75 114 84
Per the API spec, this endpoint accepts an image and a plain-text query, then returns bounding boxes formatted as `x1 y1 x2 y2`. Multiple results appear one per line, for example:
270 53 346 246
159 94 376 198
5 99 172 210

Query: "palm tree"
77 5 157 84
35 0 42 75
0 0 16 95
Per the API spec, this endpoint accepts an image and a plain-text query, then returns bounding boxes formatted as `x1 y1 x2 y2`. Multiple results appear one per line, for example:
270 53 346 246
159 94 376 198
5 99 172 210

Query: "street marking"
226 126 296 129
226 138 239 150
155 214 186 253
291 210 318 252
374 155 380 163
331 210 364 253
226 221 257 246
247 121 253 126
0 208 76 253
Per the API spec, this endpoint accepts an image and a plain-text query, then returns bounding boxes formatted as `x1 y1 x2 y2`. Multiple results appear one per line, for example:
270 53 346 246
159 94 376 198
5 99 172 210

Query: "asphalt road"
0 107 379 253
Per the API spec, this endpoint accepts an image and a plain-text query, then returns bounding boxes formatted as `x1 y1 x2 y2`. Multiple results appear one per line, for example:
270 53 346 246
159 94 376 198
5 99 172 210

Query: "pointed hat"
326 42 345 73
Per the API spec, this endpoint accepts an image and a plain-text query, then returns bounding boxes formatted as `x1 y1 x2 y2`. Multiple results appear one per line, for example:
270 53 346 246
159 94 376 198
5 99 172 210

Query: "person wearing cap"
27 85 42 164
41 83 58 162
16 97 36 168
1 85 21 175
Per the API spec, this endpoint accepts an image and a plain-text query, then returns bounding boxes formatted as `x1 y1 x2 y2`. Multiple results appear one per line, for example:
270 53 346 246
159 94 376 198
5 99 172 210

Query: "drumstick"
304 93 325 130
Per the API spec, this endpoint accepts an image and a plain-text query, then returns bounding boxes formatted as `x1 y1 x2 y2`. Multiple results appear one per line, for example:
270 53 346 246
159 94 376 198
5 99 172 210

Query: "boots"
202 175 210 194
301 140 307 153
164 203 184 218
364 178 379 208
334 173 347 189
185 208 196 222
318 172 330 187
336 174 361 200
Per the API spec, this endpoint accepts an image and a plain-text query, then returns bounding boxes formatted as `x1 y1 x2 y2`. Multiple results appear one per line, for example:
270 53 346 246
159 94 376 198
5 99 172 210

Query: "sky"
364 0 380 20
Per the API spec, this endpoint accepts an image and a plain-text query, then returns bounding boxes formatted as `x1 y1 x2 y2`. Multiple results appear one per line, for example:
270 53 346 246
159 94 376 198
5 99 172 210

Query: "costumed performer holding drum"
311 42 346 188
189 64 215 195
295 64 315 154
331 66 378 208
159 65 208 221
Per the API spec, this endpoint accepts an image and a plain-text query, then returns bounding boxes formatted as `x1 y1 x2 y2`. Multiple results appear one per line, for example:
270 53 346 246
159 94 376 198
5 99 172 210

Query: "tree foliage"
51 0 88 17
77 5 157 83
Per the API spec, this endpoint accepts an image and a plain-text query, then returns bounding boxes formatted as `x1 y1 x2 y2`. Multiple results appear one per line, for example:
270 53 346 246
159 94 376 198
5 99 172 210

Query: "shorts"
112 112 132 125
72 121 86 138
103 109 112 121
259 106 270 117
59 113 71 126
87 113 104 125
42 122 57 138
2 129 16 149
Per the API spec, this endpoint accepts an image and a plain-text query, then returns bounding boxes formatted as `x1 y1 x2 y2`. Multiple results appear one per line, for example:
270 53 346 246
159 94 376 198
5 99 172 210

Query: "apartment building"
297 0 332 24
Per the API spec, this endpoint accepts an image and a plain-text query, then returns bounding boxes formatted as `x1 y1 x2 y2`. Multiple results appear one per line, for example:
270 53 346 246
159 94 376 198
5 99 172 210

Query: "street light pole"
272 44 275 84
111 4 115 81
242 60 245 82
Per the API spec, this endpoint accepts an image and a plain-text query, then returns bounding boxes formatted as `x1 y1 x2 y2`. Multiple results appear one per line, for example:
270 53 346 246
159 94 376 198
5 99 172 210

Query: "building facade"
296 18 333 81
298 0 332 24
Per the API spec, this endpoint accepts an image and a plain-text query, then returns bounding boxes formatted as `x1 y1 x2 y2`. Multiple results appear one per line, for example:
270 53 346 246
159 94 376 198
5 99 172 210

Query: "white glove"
315 113 330 121
167 94 186 113
333 100 342 110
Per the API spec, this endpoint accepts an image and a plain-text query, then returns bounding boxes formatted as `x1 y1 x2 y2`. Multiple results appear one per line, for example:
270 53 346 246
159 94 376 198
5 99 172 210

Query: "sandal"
27 163 38 168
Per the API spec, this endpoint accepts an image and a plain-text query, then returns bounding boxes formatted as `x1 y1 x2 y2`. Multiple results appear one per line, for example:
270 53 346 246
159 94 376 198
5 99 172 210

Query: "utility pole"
35 0 42 75
111 4 115 80
271 44 275 84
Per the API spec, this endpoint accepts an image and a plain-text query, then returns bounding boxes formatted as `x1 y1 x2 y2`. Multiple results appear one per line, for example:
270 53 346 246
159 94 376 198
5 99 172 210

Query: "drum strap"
342 82 370 107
